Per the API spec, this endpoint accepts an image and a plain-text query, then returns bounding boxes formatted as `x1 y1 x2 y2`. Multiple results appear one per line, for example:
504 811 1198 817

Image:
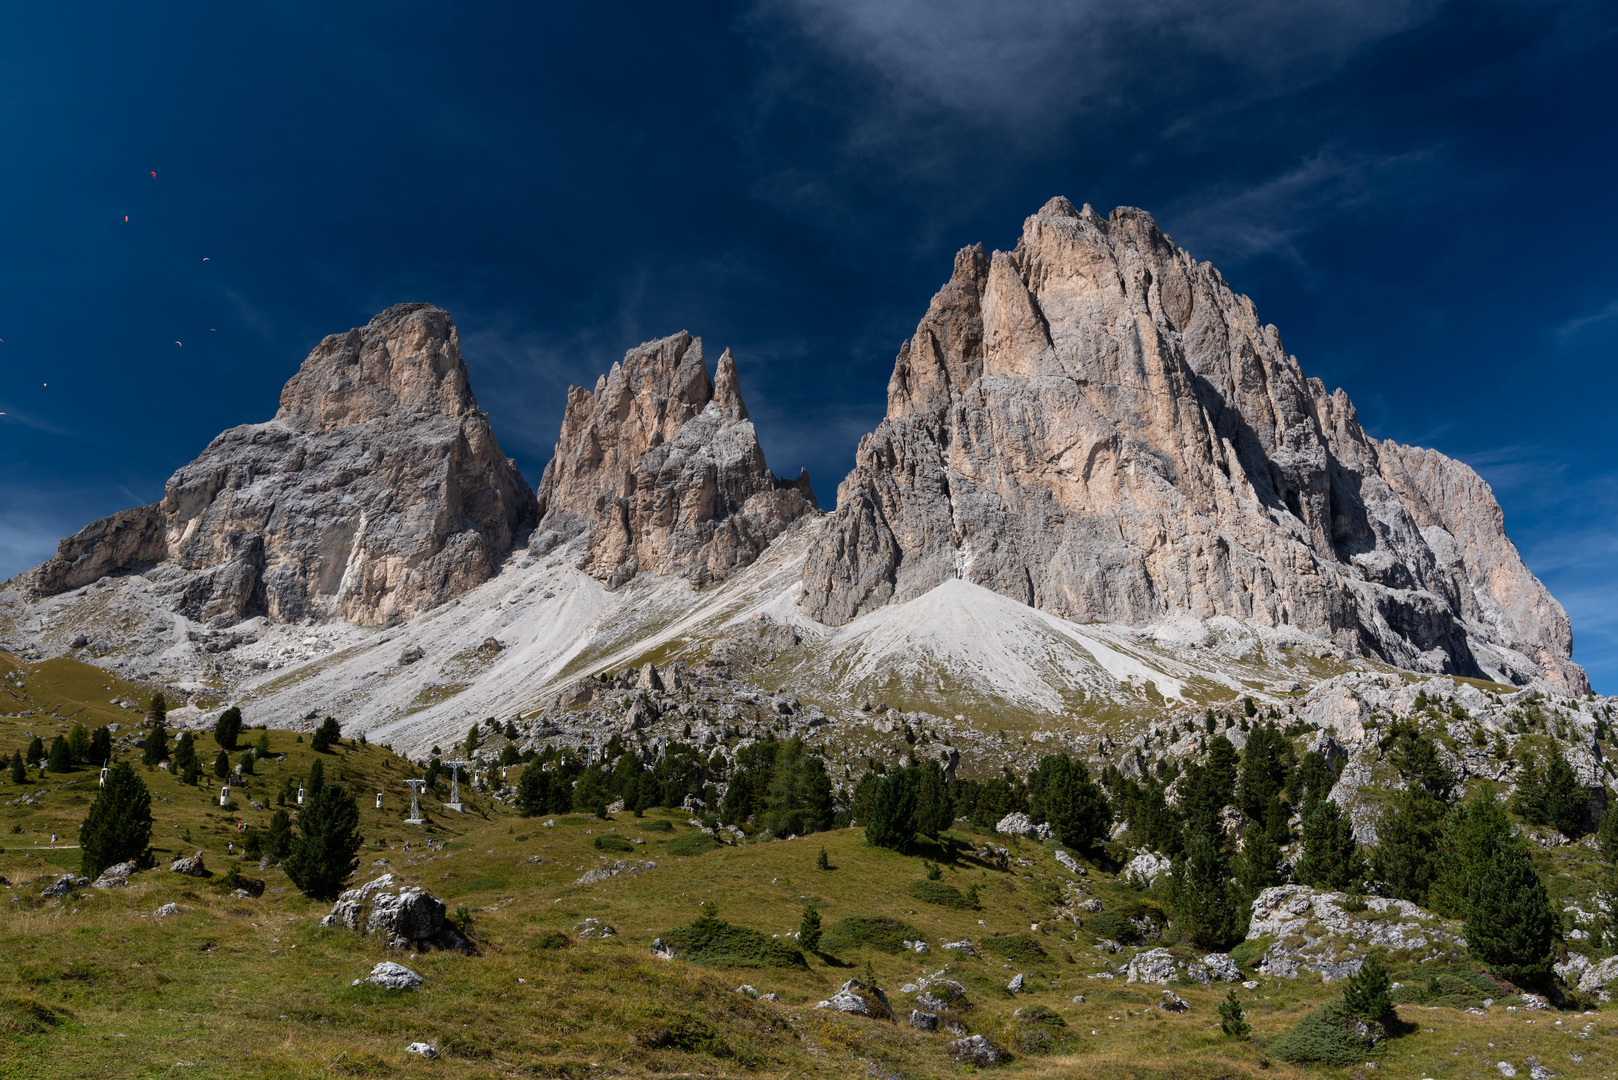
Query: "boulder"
404 1043 437 1059
940 939 977 956
169 851 209 877
908 1010 939 1032
1007 973 1025 993
946 1034 1007 1066
1053 849 1086 876
319 873 468 952
41 874 88 898
354 961 422 991
816 978 891 1019
155 903 180 918
1126 949 1179 984
995 812 1052 840
1157 990 1190 1013
1202 953 1241 982
1124 851 1172 886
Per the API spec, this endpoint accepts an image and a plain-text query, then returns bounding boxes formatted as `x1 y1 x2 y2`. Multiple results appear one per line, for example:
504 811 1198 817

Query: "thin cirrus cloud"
767 0 1443 127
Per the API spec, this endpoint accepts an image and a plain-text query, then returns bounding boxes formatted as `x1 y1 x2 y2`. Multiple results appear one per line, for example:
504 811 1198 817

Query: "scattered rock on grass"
155 903 179 918
816 978 890 1018
909 1010 938 1032
92 861 139 889
1157 990 1190 1013
169 852 208 877
41 874 88 898
355 962 422 990
404 1043 437 1059
947 1034 1007 1066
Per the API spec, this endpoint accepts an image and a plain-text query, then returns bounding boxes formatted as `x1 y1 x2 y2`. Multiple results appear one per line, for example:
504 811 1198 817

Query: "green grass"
908 878 974 909
668 831 719 857
823 915 918 954
660 915 808 970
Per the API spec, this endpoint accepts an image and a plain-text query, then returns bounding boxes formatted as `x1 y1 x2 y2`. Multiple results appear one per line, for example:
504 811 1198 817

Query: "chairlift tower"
443 759 471 812
403 779 427 825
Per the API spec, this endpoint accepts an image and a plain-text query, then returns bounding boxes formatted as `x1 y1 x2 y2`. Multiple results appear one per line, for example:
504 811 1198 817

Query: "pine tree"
9 749 25 784
255 731 271 759
799 905 822 953
148 692 167 726
1341 952 1393 1022
310 716 341 753
67 722 90 764
1029 754 1111 851
237 750 255 775
864 767 918 851
25 735 44 768
1385 720 1453 802
1295 798 1366 890
283 783 363 900
78 760 153 879
1465 842 1556 987
816 845 830 871
1512 749 1548 825
46 736 71 773
181 757 200 785
1373 787 1446 906
1174 829 1243 949
1235 821 1281 900
1430 792 1514 920
1598 801 1618 863
1218 987 1251 1038
88 725 112 767
171 731 197 778
516 762 555 817
266 808 293 860
1542 749 1589 837
213 749 230 778
308 758 325 797
143 713 170 767
214 706 243 750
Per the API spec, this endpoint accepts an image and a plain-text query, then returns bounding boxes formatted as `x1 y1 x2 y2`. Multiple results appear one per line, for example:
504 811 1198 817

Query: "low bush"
1015 1003 1069 1054
823 915 919 954
910 879 974 909
1228 935 1272 971
660 913 807 969
669 832 719 857
1269 1001 1384 1066
531 930 569 950
593 834 635 853
640 819 675 833
981 934 1047 965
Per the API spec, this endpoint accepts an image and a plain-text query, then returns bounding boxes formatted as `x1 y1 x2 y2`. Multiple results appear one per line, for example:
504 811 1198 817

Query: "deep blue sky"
2 2 1614 690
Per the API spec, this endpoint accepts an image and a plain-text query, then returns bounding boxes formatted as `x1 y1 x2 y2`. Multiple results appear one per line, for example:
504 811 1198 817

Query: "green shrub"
1228 935 1272 971
532 930 569 950
594 834 635 853
982 934 1047 965
669 832 719 857
660 912 807 969
640 818 675 833
1269 1000 1383 1066
824 915 919 954
1218 988 1250 1038
909 879 974 909
1088 902 1164 946
1016 1005 1064 1027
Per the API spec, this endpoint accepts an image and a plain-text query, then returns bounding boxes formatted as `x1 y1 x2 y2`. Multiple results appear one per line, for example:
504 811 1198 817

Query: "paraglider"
150 171 156 178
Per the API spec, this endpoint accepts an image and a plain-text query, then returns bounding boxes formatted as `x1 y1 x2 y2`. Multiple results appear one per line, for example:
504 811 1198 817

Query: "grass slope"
1 690 1613 1077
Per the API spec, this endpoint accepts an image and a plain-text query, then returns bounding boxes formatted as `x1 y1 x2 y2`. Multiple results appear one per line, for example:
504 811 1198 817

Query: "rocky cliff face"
33 304 537 626
800 198 1585 694
531 332 815 587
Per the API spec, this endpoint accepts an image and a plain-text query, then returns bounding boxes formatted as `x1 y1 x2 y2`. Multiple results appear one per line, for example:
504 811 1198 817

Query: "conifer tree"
148 692 167 726
284 783 363 900
9 749 25 784
1542 748 1589 837
1373 787 1446 906
1512 749 1548 825
88 725 112 767
171 731 197 777
515 762 552 817
266 808 293 860
25 735 45 768
66 722 90 764
1235 821 1281 900
141 719 168 767
1174 829 1243 949
1341 953 1394 1022
308 758 325 797
798 905 822 953
1295 797 1365 890
181 757 200 786
1430 792 1514 920
213 749 230 778
1465 843 1556 987
1218 988 1250 1038
255 731 271 759
864 768 919 851
78 760 153 878
46 736 71 773
237 750 255 775
213 706 243 750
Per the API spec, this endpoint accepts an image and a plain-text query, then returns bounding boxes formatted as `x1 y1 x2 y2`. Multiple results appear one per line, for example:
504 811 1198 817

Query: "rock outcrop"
531 332 815 587
800 198 1584 694
32 304 536 627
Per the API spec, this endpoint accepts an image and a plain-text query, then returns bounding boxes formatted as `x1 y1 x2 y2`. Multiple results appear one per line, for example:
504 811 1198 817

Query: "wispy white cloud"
763 0 1442 130
1162 149 1442 266
1553 298 1618 338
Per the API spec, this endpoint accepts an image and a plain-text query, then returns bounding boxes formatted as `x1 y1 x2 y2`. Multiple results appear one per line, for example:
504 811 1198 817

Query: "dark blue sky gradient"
2 2 1614 689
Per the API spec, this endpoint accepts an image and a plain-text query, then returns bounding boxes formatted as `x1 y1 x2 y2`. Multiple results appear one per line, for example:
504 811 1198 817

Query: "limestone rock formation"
32 304 536 626
531 331 815 587
800 197 1585 693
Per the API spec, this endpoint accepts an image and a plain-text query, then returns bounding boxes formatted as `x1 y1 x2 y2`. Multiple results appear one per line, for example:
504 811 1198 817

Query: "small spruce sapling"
816 845 830 871
799 905 822 953
1341 953 1394 1024
1218 988 1250 1038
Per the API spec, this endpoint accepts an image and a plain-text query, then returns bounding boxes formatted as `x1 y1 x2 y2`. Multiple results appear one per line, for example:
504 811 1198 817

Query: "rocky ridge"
800 198 1584 695
30 304 537 627
531 331 815 588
